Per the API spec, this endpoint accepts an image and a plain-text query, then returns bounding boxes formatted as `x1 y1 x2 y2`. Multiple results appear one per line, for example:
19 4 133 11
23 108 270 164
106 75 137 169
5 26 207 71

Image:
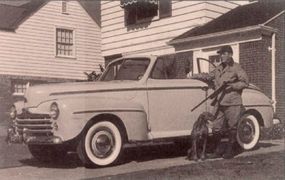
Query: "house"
168 0 285 120
101 0 249 63
0 0 102 121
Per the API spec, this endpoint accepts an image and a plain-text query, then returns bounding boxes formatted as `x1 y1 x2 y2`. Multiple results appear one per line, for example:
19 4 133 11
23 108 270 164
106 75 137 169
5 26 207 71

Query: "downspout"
269 33 276 112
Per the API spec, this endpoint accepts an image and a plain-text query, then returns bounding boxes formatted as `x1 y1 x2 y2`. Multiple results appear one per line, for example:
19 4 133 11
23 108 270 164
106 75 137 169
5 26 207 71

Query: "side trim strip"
50 86 205 96
244 105 272 108
73 109 145 114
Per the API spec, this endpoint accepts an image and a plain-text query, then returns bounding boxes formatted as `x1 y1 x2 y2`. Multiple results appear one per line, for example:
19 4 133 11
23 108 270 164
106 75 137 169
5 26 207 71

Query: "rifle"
191 83 228 112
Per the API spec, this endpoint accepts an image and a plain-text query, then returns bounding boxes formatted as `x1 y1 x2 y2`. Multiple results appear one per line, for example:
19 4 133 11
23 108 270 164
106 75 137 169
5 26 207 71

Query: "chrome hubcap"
91 130 114 158
238 118 255 144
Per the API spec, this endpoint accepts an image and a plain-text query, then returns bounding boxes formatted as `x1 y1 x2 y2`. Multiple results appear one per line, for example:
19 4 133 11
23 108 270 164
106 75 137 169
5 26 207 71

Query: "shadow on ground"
2 138 280 170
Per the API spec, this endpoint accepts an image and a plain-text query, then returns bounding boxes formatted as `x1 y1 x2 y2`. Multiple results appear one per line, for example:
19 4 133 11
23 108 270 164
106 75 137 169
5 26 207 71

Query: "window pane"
56 28 73 56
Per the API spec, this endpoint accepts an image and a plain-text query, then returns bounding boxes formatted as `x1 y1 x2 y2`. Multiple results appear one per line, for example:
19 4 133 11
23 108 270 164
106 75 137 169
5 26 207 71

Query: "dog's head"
199 112 215 125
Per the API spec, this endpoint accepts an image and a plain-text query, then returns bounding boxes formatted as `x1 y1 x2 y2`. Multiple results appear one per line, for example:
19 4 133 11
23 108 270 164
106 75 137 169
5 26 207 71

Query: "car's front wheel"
237 114 260 150
28 144 67 162
77 121 124 167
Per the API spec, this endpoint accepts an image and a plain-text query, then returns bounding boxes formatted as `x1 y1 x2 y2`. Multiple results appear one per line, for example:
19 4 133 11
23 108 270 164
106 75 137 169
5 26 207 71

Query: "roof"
0 0 101 31
0 0 46 31
78 0 101 27
170 1 285 44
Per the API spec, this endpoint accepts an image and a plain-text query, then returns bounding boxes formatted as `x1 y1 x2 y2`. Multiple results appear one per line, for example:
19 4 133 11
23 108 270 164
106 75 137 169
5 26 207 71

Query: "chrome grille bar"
15 117 54 135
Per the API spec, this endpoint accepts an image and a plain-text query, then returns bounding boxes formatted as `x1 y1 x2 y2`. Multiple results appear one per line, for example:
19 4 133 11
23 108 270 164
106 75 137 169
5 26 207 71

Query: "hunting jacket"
193 58 249 106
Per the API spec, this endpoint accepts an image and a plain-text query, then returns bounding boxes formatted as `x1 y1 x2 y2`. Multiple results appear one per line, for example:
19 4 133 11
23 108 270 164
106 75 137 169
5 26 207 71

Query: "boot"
207 133 224 159
223 129 237 159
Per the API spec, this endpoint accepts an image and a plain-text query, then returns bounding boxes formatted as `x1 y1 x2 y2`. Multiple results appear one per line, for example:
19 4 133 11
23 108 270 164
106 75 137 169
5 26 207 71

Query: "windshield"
100 58 150 81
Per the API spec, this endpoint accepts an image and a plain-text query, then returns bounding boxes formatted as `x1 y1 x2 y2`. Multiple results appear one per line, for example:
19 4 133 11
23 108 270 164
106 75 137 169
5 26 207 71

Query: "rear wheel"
28 144 67 162
237 114 260 150
77 121 124 167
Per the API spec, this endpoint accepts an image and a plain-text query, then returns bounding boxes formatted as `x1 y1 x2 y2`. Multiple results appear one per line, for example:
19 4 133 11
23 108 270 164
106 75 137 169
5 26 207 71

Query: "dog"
187 112 215 161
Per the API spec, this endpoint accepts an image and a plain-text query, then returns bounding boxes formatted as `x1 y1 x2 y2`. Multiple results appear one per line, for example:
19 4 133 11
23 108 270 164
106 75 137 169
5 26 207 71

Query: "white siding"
101 0 248 57
0 1 103 80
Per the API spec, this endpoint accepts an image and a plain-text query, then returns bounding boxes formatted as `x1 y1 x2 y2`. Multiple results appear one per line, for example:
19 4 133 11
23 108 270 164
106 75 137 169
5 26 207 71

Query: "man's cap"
217 45 233 54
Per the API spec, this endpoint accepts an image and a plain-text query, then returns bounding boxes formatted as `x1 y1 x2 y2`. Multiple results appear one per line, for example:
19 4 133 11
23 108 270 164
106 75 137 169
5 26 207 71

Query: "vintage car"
7 55 274 167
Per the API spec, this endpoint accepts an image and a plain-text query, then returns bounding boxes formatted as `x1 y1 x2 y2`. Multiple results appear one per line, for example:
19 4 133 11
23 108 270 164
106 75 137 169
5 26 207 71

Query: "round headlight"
50 102 59 120
10 105 17 120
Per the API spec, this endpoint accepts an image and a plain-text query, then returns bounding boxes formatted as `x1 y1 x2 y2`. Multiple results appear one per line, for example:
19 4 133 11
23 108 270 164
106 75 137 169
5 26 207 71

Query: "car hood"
24 81 141 108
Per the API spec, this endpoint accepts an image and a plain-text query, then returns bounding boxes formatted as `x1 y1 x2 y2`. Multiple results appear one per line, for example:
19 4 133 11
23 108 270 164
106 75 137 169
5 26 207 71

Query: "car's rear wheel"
237 114 260 150
28 144 67 162
77 121 124 167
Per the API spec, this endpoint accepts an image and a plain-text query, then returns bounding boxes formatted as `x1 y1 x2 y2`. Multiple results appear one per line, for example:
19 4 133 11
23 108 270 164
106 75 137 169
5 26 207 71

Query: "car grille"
15 112 53 136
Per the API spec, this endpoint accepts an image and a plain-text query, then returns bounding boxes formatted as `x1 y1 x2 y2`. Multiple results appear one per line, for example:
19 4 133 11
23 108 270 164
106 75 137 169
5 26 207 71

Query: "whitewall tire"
237 114 260 150
77 121 124 167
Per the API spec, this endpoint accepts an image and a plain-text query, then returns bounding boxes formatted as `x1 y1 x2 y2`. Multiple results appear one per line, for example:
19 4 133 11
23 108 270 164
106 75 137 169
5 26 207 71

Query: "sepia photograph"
0 0 284 179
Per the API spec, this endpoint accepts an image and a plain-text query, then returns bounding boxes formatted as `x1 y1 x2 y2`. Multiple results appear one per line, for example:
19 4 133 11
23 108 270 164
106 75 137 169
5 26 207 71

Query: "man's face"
220 52 233 64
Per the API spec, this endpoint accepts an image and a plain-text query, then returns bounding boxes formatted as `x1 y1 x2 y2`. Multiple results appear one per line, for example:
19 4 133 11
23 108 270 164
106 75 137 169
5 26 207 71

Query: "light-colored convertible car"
7 55 274 167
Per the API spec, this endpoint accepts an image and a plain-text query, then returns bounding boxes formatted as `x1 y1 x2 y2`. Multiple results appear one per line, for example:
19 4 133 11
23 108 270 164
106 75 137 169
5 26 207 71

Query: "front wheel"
77 121 124 167
237 114 260 150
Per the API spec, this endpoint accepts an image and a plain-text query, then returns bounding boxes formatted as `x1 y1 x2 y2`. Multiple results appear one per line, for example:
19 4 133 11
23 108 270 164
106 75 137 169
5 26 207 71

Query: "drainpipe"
269 33 276 112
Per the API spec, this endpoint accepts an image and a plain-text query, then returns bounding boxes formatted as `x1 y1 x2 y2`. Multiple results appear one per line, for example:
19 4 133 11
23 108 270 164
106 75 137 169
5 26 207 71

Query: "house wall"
0 1 103 81
101 1 244 57
240 13 285 120
0 1 103 122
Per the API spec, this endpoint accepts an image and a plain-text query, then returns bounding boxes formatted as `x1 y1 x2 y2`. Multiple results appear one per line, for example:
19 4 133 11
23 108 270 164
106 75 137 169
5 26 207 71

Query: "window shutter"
159 0 172 18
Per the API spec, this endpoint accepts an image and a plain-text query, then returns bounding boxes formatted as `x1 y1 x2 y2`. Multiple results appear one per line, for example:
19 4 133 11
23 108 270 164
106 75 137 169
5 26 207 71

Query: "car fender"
242 88 274 128
52 96 149 142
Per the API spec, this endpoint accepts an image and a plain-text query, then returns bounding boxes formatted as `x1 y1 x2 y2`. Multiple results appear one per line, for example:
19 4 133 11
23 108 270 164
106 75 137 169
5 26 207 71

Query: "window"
12 82 27 95
101 58 150 81
62 0 67 14
12 80 46 96
56 28 74 57
151 53 192 80
209 55 220 72
123 0 172 25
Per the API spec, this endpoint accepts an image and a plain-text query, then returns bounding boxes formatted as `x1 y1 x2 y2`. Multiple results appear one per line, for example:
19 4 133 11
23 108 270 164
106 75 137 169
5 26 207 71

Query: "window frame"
12 81 28 96
55 26 76 59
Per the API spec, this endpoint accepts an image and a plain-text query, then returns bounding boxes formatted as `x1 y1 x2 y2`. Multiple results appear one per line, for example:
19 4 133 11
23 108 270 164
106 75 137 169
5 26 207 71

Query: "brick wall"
239 36 272 98
0 74 75 123
240 14 285 120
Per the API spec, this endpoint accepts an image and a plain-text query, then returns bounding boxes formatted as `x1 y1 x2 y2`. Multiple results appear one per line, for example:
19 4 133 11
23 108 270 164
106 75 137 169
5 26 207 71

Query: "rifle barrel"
190 83 227 112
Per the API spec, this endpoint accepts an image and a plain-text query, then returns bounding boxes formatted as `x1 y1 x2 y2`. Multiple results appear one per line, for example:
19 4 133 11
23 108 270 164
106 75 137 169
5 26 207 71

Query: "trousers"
212 105 242 133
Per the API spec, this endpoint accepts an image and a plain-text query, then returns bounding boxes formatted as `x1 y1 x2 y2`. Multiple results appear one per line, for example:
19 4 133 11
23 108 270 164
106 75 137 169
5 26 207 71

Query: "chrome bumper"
7 127 62 144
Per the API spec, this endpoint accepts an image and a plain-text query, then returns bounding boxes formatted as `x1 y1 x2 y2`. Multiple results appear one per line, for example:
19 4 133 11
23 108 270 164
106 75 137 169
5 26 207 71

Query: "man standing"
194 45 249 159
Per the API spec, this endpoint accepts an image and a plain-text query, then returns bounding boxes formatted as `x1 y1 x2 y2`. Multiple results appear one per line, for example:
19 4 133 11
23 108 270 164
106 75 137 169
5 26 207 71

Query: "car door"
146 57 209 139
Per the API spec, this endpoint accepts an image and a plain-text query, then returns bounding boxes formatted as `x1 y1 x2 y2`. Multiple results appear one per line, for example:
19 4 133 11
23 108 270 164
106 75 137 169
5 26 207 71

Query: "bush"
260 120 285 140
